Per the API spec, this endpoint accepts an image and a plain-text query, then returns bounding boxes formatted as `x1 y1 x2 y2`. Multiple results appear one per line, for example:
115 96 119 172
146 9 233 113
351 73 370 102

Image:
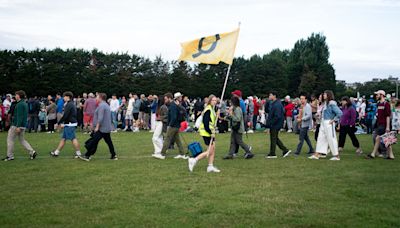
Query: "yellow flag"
178 28 240 65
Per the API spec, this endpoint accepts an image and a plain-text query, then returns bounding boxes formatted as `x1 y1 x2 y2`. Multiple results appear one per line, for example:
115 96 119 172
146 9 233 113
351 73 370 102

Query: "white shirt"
126 98 135 112
110 99 120 112
3 99 11 113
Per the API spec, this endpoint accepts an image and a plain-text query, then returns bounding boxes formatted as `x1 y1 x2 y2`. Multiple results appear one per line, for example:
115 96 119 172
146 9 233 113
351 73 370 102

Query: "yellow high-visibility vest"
199 105 217 137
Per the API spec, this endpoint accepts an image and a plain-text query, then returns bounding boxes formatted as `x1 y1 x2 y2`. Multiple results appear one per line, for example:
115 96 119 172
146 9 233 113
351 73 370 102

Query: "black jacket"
58 100 77 124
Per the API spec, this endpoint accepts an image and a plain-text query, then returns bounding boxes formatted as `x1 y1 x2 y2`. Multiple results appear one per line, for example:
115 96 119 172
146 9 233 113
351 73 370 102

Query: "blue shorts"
62 126 76 140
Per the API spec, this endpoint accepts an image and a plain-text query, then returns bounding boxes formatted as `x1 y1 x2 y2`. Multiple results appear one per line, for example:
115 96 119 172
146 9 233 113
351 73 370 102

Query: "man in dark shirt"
367 90 394 159
155 92 187 160
50 91 82 158
266 91 291 158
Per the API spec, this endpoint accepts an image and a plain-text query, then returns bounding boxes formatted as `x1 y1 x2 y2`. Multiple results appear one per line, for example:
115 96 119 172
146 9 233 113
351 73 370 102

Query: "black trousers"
48 119 57 132
269 129 288 156
338 125 360 148
85 131 116 157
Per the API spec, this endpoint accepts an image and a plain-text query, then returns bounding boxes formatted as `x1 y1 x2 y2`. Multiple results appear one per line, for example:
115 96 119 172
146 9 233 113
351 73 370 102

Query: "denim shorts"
62 126 76 140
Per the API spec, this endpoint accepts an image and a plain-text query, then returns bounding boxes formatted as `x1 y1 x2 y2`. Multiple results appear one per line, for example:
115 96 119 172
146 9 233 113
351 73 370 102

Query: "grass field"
0 130 399 227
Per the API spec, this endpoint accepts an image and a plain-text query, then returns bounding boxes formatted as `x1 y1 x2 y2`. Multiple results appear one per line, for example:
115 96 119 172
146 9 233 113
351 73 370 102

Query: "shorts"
125 112 133 120
133 113 139 121
84 114 93 124
62 126 76 140
375 125 386 136
203 136 215 146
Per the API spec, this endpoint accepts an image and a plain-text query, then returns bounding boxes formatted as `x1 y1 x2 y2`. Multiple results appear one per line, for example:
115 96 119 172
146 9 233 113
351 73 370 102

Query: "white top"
126 98 135 112
110 99 120 112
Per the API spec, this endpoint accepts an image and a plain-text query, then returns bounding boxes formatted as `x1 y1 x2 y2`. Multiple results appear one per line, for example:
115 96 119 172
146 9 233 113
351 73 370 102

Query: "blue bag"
188 142 203 157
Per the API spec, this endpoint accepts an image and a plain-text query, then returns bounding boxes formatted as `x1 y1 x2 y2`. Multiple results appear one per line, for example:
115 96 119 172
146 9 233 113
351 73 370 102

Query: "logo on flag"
179 28 240 65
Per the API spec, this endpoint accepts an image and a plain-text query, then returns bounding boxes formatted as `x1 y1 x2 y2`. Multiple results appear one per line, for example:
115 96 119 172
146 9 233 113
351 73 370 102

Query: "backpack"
177 104 187 123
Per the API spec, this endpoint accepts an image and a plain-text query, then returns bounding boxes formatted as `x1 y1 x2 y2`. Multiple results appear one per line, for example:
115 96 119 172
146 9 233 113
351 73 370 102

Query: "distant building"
346 83 358 89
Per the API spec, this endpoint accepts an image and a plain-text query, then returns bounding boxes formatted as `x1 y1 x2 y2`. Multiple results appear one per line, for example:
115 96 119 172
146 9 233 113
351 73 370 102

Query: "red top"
376 101 391 127
253 100 260 116
284 103 295 117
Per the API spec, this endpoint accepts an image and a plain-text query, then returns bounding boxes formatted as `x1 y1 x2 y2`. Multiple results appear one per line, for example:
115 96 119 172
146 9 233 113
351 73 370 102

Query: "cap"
231 90 242 97
374 90 386 96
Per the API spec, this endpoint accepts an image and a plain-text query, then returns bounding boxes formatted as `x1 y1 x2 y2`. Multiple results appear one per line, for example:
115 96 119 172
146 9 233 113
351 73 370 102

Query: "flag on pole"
178 28 240 65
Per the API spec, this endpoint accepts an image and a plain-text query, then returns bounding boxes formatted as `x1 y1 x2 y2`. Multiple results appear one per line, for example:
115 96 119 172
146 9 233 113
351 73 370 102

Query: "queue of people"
1 88 398 173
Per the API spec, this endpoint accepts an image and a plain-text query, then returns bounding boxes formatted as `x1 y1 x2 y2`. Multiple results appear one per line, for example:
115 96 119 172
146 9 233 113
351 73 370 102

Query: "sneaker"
287 130 293 133
30 151 37 160
122 127 128 131
207 166 221 173
111 130 118 133
319 154 327 159
244 152 254 159
110 155 118 160
385 157 395 160
50 151 59 157
338 147 343 152
152 154 166 160
174 154 189 159
247 130 254 134
365 154 375 159
79 156 91 161
232 153 238 158
3 156 14 161
308 154 319 160
330 156 340 161
74 153 82 159
188 158 197 172
283 150 292 158
223 154 234 159
356 148 363 155
266 154 277 159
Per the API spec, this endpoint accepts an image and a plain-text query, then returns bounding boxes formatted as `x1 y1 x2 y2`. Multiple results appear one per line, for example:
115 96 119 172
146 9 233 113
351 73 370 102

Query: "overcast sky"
0 0 399 82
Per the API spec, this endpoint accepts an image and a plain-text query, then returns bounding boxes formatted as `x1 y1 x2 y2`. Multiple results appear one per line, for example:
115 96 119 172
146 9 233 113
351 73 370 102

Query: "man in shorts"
50 91 82 158
367 90 394 160
83 93 96 133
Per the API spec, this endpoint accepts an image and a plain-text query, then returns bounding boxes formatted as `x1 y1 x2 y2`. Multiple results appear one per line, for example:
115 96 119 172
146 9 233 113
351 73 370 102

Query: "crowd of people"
0 88 398 172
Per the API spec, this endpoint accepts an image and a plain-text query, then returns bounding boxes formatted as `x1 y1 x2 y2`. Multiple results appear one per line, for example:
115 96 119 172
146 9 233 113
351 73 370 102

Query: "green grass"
0 131 399 227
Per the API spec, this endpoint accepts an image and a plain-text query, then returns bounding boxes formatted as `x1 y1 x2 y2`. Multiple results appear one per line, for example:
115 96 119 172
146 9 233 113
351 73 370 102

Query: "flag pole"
205 23 240 156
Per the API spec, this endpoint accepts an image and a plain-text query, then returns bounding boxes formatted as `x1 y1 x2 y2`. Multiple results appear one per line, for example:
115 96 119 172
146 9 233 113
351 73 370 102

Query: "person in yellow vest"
188 95 220 173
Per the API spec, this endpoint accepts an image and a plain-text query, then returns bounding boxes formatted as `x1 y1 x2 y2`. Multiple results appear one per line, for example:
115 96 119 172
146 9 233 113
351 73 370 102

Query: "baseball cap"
374 90 386 96
231 90 242 97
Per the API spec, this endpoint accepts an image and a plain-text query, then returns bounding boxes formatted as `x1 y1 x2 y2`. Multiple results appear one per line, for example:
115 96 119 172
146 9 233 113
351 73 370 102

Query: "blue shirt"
56 99 64 113
239 98 246 115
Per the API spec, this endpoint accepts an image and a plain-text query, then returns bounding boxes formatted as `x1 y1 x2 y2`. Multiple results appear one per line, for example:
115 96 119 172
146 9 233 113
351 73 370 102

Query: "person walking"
152 95 168 159
284 96 295 133
309 90 343 161
50 92 82 158
294 93 314 156
155 92 187 160
266 91 291 158
80 93 118 161
188 95 220 173
338 96 363 155
223 96 254 159
3 90 37 161
367 90 395 160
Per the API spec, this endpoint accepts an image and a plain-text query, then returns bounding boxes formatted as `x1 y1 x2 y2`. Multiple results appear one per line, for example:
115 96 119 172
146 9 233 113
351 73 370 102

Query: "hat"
88 92 95 98
231 90 242 97
6 94 12 98
174 92 183 99
374 90 386 96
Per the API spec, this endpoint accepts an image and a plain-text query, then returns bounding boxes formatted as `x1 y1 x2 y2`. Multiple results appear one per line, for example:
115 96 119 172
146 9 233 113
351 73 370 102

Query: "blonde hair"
207 94 216 106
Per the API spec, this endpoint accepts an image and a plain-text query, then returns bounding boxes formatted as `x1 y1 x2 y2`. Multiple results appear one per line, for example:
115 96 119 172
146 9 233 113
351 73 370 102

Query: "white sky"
0 0 399 82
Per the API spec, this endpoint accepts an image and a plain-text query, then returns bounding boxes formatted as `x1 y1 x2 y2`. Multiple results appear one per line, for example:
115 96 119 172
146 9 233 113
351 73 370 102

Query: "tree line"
2 33 380 99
